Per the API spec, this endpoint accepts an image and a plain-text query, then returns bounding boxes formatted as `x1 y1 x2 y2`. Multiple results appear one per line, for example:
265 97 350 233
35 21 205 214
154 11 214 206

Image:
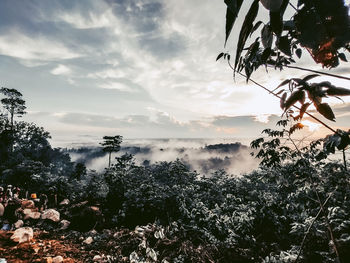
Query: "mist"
68 138 259 176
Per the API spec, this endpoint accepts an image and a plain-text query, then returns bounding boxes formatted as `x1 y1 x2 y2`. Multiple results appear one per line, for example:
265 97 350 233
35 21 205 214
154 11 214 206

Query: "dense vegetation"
0 88 349 262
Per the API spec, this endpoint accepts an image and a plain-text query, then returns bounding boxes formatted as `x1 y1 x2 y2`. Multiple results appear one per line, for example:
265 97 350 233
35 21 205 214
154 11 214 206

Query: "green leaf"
250 21 263 36
261 24 273 48
261 47 272 62
280 92 287 109
289 123 304 135
316 103 335 121
234 0 260 72
302 74 319 82
295 48 302 58
299 102 311 119
338 53 348 62
224 0 244 46
216 52 224 61
326 86 350 96
276 79 291 89
276 36 292 56
284 90 305 110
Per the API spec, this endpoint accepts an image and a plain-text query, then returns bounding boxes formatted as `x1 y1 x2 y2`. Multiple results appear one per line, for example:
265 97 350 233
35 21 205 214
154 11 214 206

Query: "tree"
219 0 350 153
73 162 87 180
100 135 123 168
0 87 26 131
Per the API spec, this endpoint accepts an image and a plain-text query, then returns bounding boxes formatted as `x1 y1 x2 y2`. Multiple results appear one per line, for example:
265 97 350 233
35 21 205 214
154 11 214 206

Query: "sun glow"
301 120 322 132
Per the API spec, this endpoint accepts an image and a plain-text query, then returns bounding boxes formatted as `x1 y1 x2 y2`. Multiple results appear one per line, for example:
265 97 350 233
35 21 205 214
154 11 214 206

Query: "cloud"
0 31 81 62
99 82 134 92
51 64 72 75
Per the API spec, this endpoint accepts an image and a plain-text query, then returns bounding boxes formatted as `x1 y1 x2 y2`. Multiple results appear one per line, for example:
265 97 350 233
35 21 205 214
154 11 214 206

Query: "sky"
0 0 350 146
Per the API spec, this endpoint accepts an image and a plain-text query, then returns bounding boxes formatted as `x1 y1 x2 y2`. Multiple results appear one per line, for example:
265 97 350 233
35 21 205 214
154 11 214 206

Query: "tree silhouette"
219 0 350 152
0 87 26 131
100 135 123 168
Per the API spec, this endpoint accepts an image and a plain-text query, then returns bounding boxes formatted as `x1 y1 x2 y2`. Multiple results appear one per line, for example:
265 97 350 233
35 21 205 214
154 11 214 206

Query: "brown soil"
0 230 87 262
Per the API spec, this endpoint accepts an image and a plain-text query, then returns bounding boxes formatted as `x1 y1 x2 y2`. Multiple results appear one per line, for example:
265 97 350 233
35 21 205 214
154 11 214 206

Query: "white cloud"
0 31 81 62
58 10 115 29
51 64 72 75
99 82 134 92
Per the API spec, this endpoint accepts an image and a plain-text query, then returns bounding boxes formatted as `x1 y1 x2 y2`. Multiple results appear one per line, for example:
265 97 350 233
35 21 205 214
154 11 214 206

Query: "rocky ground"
0 198 218 263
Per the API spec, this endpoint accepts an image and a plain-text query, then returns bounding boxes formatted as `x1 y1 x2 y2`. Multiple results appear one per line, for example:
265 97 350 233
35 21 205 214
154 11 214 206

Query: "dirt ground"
0 230 91 262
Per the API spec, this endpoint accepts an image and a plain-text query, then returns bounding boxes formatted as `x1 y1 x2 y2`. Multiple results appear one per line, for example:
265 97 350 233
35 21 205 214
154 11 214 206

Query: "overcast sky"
0 0 349 146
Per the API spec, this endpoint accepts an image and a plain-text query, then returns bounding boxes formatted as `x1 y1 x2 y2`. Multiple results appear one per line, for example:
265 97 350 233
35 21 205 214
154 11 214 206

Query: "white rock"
135 227 145 237
60 220 70 230
146 247 157 261
52 256 64 263
59 199 70 206
0 203 5 216
23 209 41 220
21 200 35 209
14 220 24 229
93 255 102 262
11 227 33 243
0 203 4 216
83 236 93 245
42 209 60 222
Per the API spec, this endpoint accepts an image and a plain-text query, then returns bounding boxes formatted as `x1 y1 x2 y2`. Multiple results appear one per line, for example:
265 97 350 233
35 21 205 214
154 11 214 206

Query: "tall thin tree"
100 135 123 168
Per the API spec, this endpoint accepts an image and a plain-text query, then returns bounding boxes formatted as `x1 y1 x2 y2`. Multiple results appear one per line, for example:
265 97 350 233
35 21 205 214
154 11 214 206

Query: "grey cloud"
140 33 185 59
107 0 164 33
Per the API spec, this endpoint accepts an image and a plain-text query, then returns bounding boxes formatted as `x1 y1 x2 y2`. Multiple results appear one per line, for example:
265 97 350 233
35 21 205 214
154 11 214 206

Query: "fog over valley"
67 138 259 175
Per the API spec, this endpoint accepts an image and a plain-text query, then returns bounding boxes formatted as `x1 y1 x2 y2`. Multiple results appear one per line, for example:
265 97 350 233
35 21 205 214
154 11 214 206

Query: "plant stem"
309 177 342 262
284 65 350 81
343 149 347 171
295 193 333 262
232 68 338 134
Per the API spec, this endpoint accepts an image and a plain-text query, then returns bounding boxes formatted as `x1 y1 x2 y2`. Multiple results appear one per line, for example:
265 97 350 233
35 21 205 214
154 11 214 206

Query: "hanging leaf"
250 21 263 36
302 74 319 82
289 123 304 134
224 0 244 46
216 52 224 61
338 53 348 62
261 24 273 48
299 102 311 119
326 86 350 96
276 35 292 56
292 78 307 87
234 0 260 72
261 47 272 62
316 103 335 121
295 48 302 58
284 90 305 110
316 81 333 88
280 92 287 109
276 79 291 89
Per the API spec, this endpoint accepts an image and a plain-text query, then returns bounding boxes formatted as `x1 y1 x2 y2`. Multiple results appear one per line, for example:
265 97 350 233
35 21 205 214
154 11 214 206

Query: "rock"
135 227 145 238
42 209 60 222
23 209 41 220
0 203 4 216
52 256 64 263
88 229 98 236
83 236 93 245
146 247 157 261
93 255 102 262
11 227 33 243
60 219 70 230
14 219 24 229
21 200 35 209
59 199 70 206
